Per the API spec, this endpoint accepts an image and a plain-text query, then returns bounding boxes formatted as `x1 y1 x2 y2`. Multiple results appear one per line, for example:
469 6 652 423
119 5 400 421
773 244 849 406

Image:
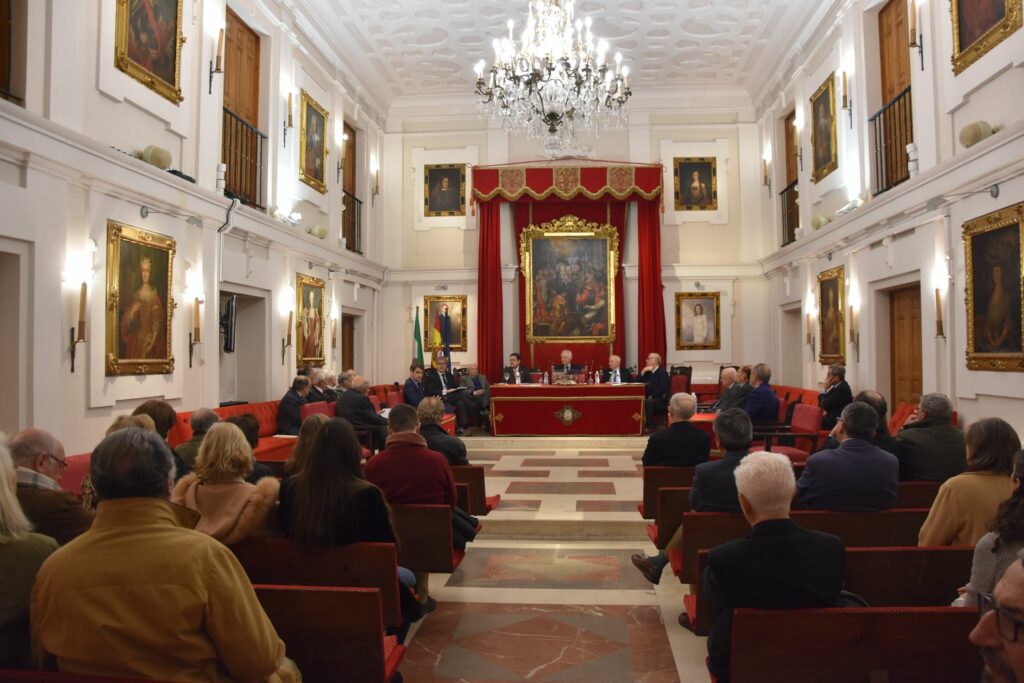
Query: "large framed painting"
296 274 326 369
817 265 846 365
105 220 176 376
115 0 185 104
810 72 838 184
424 164 466 217
951 0 1022 75
675 292 721 350
423 295 468 353
673 157 718 211
520 215 619 344
964 203 1024 371
299 89 329 194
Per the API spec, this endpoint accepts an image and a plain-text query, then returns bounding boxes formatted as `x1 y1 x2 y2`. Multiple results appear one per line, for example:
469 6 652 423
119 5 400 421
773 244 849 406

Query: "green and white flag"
412 306 424 367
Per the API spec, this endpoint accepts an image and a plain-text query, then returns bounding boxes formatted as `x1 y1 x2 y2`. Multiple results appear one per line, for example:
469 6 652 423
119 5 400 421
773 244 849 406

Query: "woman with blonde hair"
285 412 329 476
0 438 58 667
172 422 278 544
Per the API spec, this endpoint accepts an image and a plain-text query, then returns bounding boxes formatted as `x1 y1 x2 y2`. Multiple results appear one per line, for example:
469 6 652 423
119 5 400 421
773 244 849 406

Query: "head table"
489 383 647 436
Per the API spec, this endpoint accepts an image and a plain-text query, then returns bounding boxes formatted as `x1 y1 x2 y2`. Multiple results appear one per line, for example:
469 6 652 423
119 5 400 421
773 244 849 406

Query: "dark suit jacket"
403 377 427 407
641 421 711 467
744 383 779 423
796 438 899 512
277 388 305 435
502 366 529 384
335 389 387 427
712 383 752 411
554 363 584 375
638 366 670 400
308 386 327 404
423 368 460 397
420 421 469 466
689 450 748 512
601 367 634 384
817 380 853 429
705 519 845 681
896 420 966 481
823 431 900 458
459 373 491 404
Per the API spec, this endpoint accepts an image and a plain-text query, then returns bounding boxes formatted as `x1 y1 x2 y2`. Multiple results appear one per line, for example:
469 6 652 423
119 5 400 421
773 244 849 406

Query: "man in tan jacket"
31 427 298 682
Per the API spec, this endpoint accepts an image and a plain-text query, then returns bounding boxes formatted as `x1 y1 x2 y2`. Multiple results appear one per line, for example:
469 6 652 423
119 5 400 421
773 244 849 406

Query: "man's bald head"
720 367 737 388
9 429 64 468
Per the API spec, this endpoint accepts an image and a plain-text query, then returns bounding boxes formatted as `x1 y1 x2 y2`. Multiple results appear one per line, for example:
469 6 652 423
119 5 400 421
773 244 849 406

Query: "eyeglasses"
978 592 1024 643
46 453 68 471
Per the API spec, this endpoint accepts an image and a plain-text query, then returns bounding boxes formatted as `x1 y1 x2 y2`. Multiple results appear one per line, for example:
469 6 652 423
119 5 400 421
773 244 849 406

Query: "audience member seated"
709 367 751 411
307 369 335 403
284 413 329 476
705 452 846 682
970 549 1024 682
502 352 528 384
174 408 219 470
919 418 1019 547
690 409 754 513
641 393 711 467
554 349 583 376
277 375 311 436
955 448 1024 608
743 362 779 424
602 354 633 384
896 392 967 481
10 429 93 545
423 356 472 432
107 413 157 436
821 390 900 455
459 362 491 424
31 427 299 682
638 352 670 428
172 422 279 545
817 363 854 429
737 364 752 388
796 402 899 512
337 376 389 448
417 397 469 466
218 413 276 484
403 363 427 407
132 399 190 478
0 439 57 668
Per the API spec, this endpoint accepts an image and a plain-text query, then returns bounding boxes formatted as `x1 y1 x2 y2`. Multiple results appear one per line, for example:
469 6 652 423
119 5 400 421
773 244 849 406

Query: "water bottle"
542 371 549 385
594 370 600 384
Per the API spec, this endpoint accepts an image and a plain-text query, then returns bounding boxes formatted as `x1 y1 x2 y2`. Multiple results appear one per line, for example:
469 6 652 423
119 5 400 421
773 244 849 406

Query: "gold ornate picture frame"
964 202 1024 371
423 295 468 353
105 220 176 376
951 0 1022 75
673 157 718 211
810 72 838 184
675 292 722 350
296 273 326 369
299 89 329 194
817 265 846 365
424 164 467 217
520 215 619 345
114 0 185 104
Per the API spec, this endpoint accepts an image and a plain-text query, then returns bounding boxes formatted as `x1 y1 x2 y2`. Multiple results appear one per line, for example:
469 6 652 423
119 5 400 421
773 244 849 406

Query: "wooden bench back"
452 465 489 516
640 466 695 518
390 504 458 573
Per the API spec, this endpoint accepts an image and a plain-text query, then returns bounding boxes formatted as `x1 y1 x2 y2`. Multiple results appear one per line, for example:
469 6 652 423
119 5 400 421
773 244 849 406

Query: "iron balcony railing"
342 190 363 255
780 179 799 246
869 86 913 196
221 107 267 209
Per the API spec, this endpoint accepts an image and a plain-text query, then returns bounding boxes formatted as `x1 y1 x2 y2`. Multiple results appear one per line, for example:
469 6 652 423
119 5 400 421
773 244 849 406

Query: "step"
463 435 649 450
476 517 648 541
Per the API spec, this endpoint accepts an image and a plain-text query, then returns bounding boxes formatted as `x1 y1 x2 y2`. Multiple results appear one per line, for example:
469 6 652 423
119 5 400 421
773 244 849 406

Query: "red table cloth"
489 383 646 436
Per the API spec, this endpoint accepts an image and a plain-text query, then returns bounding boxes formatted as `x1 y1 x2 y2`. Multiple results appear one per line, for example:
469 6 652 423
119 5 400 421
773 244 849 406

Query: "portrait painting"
299 90 329 194
423 295 468 353
811 73 838 184
115 0 184 103
105 220 176 376
675 292 721 351
673 157 718 211
296 274 326 369
424 164 466 217
520 215 619 345
817 266 846 365
951 0 1022 74
964 203 1024 371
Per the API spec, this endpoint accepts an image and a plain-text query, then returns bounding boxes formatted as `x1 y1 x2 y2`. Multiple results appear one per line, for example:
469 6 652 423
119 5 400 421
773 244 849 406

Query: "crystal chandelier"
473 0 632 156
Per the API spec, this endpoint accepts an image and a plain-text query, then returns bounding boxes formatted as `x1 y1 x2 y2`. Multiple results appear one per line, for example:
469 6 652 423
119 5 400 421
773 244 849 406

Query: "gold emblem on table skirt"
555 405 583 426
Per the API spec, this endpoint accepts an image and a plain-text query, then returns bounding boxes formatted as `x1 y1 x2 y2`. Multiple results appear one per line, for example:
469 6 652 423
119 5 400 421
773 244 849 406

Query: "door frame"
867 270 921 408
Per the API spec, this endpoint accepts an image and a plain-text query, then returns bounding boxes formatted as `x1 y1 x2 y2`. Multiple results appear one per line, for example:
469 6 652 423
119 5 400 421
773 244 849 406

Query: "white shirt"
611 369 621 384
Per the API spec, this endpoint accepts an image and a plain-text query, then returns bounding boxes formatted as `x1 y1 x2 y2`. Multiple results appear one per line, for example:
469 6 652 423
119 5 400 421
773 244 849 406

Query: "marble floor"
401 437 710 683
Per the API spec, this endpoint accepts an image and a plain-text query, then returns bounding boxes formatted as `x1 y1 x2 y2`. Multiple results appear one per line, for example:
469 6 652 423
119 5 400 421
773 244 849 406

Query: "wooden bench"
255 584 404 683
390 504 466 573
229 538 403 627
725 606 980 682
686 545 973 636
638 466 696 519
452 465 500 516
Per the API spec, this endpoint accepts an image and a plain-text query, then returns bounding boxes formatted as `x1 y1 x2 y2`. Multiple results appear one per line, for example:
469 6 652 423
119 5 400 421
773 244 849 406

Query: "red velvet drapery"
637 199 667 364
476 201 504 382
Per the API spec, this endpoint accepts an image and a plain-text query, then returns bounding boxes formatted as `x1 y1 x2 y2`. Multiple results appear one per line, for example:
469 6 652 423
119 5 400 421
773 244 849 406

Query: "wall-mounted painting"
296 273 326 368
299 89 329 194
817 265 845 365
675 292 721 350
951 0 1022 75
423 295 468 353
105 220 176 376
811 72 838 184
673 157 718 211
115 0 185 104
520 215 618 344
424 164 466 216
964 203 1024 371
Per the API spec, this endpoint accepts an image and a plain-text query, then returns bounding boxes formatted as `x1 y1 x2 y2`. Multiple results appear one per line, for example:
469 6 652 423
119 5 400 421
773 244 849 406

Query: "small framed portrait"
675 292 721 350
424 164 466 217
105 220 176 376
817 265 846 365
114 0 185 103
951 0 1022 75
811 72 838 184
964 203 1024 371
296 274 326 369
424 295 467 352
673 157 718 211
299 89 329 194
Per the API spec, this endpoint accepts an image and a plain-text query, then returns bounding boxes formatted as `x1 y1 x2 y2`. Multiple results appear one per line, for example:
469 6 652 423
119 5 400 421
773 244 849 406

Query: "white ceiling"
304 0 822 109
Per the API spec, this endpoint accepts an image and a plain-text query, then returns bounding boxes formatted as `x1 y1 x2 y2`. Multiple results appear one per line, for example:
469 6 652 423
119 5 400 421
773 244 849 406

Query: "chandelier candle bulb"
842 71 848 108
215 29 224 72
286 310 293 346
935 288 943 335
77 282 87 341
909 0 917 41
287 93 293 128
193 298 200 344
849 306 855 343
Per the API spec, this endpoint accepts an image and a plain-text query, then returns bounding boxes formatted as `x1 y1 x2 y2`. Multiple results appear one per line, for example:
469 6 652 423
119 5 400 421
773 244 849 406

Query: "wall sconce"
909 0 924 71
848 305 858 345
281 310 293 365
208 29 224 94
64 239 97 373
806 312 815 347
371 168 380 206
336 132 348 185
68 282 87 373
283 92 294 148
796 145 804 172
935 288 945 338
841 71 853 129
762 159 771 194
189 297 203 368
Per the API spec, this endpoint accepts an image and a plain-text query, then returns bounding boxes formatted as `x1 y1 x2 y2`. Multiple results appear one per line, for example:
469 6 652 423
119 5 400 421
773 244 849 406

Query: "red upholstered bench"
62 453 93 497
170 401 295 462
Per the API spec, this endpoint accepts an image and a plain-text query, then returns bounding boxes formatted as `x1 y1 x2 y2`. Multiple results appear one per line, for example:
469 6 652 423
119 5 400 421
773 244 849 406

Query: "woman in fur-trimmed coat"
172 422 279 544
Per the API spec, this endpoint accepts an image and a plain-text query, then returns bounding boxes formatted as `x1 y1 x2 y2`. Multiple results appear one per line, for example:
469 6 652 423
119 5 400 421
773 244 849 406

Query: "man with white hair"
641 393 710 467
307 369 332 403
555 349 582 376
704 451 845 682
638 352 670 429
710 367 752 411
602 355 634 384
459 362 491 426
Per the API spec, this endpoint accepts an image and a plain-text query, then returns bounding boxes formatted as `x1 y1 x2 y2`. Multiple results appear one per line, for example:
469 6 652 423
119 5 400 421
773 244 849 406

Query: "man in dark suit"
554 349 583 377
705 452 846 681
423 356 472 431
502 352 529 384
638 352 670 428
459 362 491 426
895 393 966 481
817 364 854 429
601 354 634 384
710 367 752 411
821 390 900 456
403 363 427 407
796 401 899 512
641 393 711 467
336 376 388 449
689 409 753 513
276 376 310 435
743 362 779 424
307 369 336 403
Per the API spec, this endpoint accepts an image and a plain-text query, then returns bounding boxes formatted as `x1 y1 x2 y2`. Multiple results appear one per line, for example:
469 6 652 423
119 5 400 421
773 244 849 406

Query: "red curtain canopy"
472 164 662 203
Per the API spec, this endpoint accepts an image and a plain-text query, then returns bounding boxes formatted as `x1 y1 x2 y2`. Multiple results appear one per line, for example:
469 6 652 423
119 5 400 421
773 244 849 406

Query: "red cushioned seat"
646 523 659 545
684 593 698 626
452 548 466 569
385 391 402 408
62 453 92 497
637 503 646 517
369 394 381 412
485 495 501 513
668 545 683 578
670 374 690 395
382 635 404 683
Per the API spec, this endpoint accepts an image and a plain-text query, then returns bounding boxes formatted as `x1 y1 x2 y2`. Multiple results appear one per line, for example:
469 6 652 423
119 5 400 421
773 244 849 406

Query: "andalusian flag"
412 307 424 367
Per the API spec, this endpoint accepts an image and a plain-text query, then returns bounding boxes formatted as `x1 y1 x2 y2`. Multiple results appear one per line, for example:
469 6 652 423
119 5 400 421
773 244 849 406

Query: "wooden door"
342 122 357 196
341 314 356 373
876 0 913 193
224 8 260 125
890 286 922 407
0 0 10 97
879 0 911 104
784 110 798 185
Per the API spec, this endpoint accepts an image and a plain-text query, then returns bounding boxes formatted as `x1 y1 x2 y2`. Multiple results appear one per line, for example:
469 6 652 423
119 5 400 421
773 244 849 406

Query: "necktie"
440 373 447 390
515 371 521 385
614 369 619 383
473 377 481 390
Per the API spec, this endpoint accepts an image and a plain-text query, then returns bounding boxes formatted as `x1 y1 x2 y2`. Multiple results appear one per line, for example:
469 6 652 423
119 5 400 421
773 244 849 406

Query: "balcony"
780 180 799 247
869 86 914 196
342 190 363 255
221 108 267 209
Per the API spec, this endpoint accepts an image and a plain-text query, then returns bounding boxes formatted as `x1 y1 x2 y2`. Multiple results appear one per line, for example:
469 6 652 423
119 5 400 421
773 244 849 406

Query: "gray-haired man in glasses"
972 551 1024 682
